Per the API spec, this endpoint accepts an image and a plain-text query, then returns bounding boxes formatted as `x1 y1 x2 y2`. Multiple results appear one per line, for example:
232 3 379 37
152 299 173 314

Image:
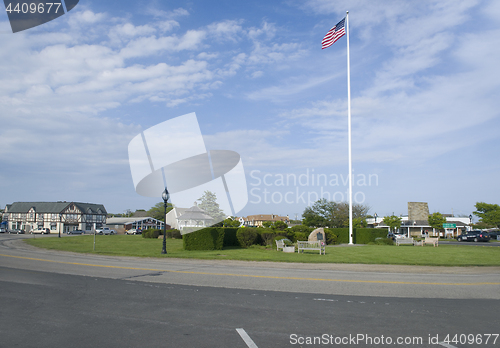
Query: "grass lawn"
24 235 500 267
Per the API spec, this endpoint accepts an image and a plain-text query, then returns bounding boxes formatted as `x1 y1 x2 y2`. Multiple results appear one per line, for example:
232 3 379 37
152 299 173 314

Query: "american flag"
321 17 346 49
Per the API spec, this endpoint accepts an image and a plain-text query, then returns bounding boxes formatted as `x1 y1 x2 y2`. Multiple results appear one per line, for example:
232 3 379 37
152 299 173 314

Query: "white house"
166 203 213 233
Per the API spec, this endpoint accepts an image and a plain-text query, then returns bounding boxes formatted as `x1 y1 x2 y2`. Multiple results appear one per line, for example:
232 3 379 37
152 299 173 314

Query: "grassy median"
23 235 500 267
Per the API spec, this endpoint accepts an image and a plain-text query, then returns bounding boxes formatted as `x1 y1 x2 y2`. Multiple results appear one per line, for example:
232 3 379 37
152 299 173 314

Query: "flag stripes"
321 17 346 49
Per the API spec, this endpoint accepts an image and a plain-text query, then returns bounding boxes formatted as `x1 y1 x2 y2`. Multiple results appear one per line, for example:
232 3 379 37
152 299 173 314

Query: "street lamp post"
161 188 170 254
59 213 62 238
469 214 472 231
374 212 377 224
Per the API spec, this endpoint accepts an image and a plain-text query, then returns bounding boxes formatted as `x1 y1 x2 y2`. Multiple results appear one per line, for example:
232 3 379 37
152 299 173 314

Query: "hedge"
142 229 161 239
182 227 225 250
325 228 349 244
222 227 239 247
354 228 388 244
236 227 259 248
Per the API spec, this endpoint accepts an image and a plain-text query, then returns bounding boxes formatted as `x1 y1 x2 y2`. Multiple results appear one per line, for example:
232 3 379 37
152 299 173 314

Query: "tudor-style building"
2 201 107 233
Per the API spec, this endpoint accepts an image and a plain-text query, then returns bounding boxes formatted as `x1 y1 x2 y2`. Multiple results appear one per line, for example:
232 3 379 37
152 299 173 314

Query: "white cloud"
108 23 157 43
207 20 243 42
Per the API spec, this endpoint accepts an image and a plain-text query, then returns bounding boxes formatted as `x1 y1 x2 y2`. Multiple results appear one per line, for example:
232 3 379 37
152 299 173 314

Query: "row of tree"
302 199 369 228
301 200 500 231
115 195 500 231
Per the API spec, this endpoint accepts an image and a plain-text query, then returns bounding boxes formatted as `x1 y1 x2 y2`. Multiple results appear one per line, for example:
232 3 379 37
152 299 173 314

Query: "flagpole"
346 10 353 245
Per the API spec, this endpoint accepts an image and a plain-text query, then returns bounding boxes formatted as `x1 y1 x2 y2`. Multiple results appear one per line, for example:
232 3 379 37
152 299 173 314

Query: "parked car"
8 229 25 234
456 231 489 242
67 229 85 235
30 228 50 234
95 227 116 235
125 228 141 235
486 231 500 240
387 232 406 240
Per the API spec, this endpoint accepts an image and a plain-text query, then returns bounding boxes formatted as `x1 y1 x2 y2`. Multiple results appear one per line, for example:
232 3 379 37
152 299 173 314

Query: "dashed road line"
236 328 258 348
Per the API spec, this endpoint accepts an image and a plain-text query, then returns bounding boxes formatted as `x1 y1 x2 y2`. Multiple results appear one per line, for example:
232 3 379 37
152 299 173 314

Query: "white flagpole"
346 11 353 245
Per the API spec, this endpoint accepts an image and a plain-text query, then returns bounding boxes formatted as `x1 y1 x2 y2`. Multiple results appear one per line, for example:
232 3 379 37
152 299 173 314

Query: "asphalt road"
1 234 500 348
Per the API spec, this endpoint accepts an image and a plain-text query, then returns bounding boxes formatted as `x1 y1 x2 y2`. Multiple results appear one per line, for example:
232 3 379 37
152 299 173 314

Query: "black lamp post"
161 188 170 254
374 212 377 224
59 213 62 238
469 214 472 231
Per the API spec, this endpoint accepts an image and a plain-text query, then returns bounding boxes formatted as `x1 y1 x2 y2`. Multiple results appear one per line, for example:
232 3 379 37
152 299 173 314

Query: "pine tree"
197 191 226 221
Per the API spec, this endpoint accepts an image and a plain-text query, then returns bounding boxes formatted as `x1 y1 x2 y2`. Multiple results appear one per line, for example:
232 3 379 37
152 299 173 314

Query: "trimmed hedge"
183 227 224 250
326 228 349 244
222 227 240 247
354 228 388 244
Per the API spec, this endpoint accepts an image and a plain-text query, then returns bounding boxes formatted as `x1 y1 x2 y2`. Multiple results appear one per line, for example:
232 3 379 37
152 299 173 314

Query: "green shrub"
293 232 309 241
355 228 388 244
236 227 258 247
324 230 338 245
259 228 276 246
326 228 349 244
290 225 312 234
142 229 160 239
222 227 240 247
183 227 224 250
166 229 181 239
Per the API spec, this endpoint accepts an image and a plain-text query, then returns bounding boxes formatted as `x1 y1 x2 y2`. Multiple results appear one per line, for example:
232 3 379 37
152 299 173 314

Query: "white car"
125 229 141 235
96 227 116 235
30 228 50 234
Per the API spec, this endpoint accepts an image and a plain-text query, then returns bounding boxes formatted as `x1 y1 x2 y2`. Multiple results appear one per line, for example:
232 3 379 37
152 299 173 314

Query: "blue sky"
0 0 499 220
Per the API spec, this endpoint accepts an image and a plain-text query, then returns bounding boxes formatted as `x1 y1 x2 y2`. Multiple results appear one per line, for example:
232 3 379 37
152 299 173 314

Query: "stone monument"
308 227 326 244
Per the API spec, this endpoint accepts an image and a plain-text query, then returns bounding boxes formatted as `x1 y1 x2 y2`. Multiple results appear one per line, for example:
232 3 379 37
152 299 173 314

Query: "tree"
302 198 369 228
428 212 446 233
197 191 226 222
273 220 288 231
262 221 273 228
383 215 402 232
147 202 174 222
223 217 241 227
473 202 500 228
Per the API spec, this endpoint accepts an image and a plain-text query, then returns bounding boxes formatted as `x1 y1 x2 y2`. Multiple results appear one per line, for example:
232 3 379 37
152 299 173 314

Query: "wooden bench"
297 241 325 255
423 237 439 247
395 237 416 246
275 239 285 251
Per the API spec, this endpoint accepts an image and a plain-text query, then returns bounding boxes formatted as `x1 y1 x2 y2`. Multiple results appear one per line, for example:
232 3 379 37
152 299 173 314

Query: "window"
50 223 57 230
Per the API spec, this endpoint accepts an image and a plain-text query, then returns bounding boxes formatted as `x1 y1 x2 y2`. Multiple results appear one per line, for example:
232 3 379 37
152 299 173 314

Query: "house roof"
132 210 149 218
244 214 289 222
6 201 107 214
177 204 213 221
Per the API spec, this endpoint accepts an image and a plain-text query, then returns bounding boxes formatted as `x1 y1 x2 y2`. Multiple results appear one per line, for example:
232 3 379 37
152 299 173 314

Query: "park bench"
297 241 326 255
395 237 416 246
423 237 439 247
275 239 285 251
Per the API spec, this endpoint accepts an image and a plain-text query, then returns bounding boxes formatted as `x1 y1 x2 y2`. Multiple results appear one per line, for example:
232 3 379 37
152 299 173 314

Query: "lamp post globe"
161 188 170 254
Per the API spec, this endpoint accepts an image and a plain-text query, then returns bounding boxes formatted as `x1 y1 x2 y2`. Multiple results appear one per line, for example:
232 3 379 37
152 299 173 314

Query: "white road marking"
236 328 258 348
438 342 458 348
